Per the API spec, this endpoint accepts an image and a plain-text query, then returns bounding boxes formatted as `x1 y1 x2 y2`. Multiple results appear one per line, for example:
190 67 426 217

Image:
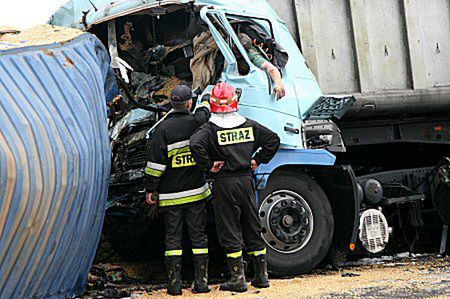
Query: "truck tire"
258 172 334 276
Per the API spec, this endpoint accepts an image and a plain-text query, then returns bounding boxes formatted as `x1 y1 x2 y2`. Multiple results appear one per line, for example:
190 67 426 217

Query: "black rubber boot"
251 254 269 288
220 257 248 292
193 255 210 293
166 257 182 296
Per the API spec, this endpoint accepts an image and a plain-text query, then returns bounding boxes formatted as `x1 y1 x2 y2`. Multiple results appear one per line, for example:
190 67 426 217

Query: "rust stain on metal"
119 22 133 51
65 56 75 66
43 49 55 57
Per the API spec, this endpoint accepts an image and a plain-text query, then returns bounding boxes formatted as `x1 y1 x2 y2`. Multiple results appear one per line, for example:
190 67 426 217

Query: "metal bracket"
440 225 448 255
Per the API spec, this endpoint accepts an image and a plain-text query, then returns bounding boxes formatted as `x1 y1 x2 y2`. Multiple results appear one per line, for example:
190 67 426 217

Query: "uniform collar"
209 112 246 128
171 109 191 116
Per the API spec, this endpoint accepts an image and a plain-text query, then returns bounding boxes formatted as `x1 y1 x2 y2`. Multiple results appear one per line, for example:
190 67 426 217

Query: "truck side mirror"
201 94 211 102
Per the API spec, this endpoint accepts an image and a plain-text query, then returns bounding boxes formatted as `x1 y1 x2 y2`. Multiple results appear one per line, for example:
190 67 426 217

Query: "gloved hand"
146 193 158 205
145 192 159 220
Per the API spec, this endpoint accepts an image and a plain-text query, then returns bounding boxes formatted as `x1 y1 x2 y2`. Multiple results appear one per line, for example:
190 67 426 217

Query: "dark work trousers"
212 175 265 254
162 200 208 256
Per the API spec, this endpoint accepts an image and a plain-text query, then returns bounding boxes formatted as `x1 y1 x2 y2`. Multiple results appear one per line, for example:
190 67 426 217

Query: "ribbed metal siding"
270 0 450 93
0 34 111 298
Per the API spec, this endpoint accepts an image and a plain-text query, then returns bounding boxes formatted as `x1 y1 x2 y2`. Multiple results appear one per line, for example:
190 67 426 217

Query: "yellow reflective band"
248 248 267 256
172 152 197 168
192 248 209 255
227 251 243 258
159 188 211 207
217 127 255 146
168 145 190 158
165 249 183 256
198 101 210 110
145 167 164 177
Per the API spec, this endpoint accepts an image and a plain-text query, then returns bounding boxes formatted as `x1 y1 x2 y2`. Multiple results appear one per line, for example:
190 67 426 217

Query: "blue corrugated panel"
0 33 111 298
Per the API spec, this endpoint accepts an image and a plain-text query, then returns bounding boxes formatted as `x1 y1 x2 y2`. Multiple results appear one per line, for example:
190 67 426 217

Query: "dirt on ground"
83 254 450 298
0 24 82 49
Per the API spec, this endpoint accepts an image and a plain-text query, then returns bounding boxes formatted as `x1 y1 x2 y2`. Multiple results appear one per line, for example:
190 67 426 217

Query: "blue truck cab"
51 0 360 275
195 5 359 274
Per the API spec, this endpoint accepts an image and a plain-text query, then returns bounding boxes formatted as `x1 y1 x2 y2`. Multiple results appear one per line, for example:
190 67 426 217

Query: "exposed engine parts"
353 159 450 255
362 179 383 206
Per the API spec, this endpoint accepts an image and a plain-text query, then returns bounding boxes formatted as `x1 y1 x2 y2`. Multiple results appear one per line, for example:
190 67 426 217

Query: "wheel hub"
259 190 314 253
282 215 294 227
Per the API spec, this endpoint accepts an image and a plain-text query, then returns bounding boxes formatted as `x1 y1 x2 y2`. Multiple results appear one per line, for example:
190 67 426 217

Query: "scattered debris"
130 72 167 100
395 252 411 258
341 255 394 267
121 254 450 298
119 22 134 51
154 76 184 100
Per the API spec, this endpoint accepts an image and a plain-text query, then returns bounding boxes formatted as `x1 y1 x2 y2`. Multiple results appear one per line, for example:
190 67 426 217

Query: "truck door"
200 8 302 148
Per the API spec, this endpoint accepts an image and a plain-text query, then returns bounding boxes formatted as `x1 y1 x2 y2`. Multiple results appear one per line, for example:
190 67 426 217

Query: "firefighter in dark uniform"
144 85 211 296
190 82 280 292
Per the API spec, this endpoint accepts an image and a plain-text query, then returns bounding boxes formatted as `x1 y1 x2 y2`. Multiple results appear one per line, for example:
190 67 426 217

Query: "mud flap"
308 165 361 263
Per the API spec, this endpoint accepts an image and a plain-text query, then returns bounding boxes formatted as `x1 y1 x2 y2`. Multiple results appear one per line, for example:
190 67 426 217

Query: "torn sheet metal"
108 20 133 82
110 108 156 141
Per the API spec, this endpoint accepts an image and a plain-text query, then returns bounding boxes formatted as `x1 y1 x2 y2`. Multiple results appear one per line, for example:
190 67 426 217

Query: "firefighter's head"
210 82 238 113
170 85 196 110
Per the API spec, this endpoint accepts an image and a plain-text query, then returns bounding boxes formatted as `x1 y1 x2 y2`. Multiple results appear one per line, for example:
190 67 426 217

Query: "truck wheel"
258 172 334 276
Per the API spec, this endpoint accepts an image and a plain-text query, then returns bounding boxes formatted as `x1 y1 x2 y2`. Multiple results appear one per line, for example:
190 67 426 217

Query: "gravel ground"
84 254 450 298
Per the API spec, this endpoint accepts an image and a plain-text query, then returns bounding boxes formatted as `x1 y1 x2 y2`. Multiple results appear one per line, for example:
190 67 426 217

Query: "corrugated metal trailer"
0 34 111 298
267 0 450 118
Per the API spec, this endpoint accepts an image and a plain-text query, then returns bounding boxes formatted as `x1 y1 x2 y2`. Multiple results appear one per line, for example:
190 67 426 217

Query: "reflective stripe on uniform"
167 140 190 151
145 167 164 177
197 101 211 111
226 251 243 258
167 140 190 158
145 161 166 177
159 188 211 207
159 183 209 200
248 248 266 256
168 146 190 158
165 249 183 256
192 248 209 255
147 161 167 171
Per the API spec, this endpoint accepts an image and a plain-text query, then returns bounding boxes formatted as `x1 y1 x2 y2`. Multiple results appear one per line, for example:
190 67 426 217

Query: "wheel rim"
259 190 314 253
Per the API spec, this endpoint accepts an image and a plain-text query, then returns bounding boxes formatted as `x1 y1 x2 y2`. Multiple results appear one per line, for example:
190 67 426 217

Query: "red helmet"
210 82 238 113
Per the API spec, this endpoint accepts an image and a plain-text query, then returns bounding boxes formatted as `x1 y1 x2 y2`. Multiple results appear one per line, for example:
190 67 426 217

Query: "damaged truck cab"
196 6 358 274
49 0 378 275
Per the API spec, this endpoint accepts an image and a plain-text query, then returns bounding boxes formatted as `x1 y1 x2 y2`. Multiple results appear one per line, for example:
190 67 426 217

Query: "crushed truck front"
48 0 369 277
